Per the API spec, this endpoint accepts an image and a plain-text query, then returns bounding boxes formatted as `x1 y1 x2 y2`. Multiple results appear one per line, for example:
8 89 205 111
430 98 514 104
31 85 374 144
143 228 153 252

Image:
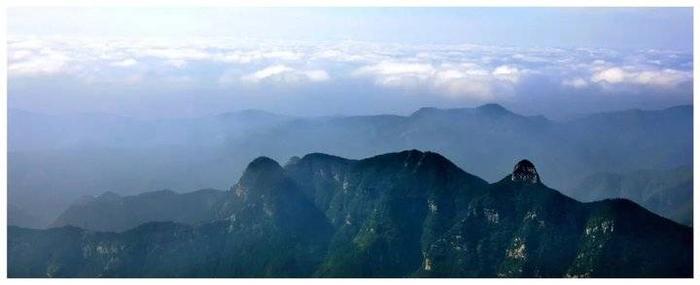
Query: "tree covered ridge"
8 150 692 277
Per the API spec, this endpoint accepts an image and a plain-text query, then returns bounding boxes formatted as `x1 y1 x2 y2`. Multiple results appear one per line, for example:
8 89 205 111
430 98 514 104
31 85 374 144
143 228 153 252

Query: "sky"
7 7 694 119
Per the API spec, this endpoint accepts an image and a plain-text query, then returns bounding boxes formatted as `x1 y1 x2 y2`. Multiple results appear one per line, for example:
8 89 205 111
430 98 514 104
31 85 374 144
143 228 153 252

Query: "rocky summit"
7 150 692 277
512 159 540 184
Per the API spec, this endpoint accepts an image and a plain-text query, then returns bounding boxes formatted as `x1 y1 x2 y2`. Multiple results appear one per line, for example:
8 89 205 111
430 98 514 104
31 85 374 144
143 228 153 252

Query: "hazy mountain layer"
51 189 227 232
570 166 693 225
8 104 692 228
8 204 43 229
8 151 692 277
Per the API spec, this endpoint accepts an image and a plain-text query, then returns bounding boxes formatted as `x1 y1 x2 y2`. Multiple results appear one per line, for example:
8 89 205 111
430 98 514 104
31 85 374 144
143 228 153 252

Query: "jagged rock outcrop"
512 159 540 184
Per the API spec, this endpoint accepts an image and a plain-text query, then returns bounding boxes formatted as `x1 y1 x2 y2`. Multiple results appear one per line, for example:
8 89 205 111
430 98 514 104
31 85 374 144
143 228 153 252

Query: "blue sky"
8 7 693 49
7 7 694 119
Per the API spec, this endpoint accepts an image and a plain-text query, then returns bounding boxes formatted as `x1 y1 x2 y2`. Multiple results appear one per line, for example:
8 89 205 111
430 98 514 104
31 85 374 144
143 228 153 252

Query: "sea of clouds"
7 36 693 118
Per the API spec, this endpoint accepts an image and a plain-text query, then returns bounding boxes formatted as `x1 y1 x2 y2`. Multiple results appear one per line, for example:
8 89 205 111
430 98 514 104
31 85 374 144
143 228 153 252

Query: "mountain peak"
230 156 289 203
476 103 510 115
410 107 440 117
511 159 540 184
238 157 284 186
247 156 282 171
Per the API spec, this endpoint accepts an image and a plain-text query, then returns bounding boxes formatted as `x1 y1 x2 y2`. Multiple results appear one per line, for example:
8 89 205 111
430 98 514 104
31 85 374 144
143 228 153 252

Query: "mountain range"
8 104 693 227
8 150 692 277
50 189 227 232
571 166 693 225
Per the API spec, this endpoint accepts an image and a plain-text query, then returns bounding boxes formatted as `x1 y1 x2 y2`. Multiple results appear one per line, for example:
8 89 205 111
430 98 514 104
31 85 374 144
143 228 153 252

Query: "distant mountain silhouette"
571 165 693 225
51 189 227 232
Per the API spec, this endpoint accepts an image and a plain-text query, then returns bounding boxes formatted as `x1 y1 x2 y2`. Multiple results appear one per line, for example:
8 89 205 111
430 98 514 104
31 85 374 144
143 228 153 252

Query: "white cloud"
165 59 187 68
110 58 138 67
241 65 295 83
9 50 33 61
7 36 692 96
143 48 210 60
492 65 521 83
354 61 517 100
303 70 331 82
218 50 304 64
8 49 71 76
591 67 626 84
562 77 589 88
311 49 385 63
353 62 436 88
262 51 303 61
219 52 261 64
8 38 45 50
355 62 435 78
633 69 690 87
511 53 548 63
590 67 690 88
433 69 493 99
239 64 330 84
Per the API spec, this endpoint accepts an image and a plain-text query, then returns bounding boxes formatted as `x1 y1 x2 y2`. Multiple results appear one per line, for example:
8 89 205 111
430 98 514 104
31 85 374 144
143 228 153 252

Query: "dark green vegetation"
8 150 692 277
8 104 692 228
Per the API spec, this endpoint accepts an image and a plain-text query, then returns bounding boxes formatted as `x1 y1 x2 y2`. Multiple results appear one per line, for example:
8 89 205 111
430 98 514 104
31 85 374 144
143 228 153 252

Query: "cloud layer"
8 36 693 101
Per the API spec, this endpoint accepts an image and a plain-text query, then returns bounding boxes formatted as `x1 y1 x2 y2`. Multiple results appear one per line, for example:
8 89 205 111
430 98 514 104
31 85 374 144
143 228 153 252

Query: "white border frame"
1 1 697 283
